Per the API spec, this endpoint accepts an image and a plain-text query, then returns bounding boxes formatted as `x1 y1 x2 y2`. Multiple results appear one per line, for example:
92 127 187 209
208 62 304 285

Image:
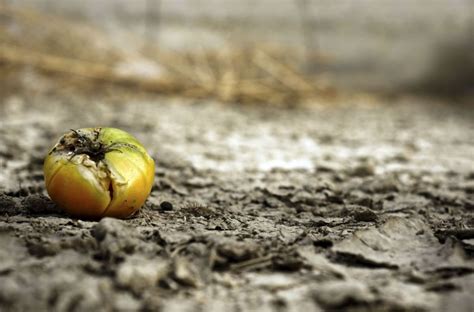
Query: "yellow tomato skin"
44 128 155 219
101 151 155 218
44 156 111 218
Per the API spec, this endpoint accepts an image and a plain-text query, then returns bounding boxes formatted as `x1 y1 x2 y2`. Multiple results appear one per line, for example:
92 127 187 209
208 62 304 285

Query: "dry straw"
0 5 335 105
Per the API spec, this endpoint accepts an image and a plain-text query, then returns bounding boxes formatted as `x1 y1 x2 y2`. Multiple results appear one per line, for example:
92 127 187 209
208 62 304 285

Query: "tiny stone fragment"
160 201 173 211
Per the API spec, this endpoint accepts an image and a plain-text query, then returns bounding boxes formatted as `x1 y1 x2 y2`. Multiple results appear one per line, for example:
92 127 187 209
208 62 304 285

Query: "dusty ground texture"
0 94 473 311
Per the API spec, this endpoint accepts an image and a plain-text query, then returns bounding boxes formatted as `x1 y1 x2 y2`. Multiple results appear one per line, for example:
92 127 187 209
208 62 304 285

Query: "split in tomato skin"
44 127 155 219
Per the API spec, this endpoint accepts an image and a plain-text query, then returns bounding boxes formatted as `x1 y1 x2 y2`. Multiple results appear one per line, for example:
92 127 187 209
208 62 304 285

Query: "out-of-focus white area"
2 95 473 175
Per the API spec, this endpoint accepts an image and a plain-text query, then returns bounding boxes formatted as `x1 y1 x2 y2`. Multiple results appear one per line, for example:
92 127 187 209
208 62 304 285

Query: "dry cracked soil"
1 94 474 311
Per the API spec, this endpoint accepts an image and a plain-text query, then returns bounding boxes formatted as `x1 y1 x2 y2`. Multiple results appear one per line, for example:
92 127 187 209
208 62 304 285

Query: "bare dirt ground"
1 94 474 311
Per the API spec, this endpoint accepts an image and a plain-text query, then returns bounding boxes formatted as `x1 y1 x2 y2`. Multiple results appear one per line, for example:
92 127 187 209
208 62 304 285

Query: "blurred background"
1 0 473 104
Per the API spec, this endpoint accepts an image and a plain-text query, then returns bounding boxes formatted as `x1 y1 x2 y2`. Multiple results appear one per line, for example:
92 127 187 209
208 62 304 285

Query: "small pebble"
160 201 173 211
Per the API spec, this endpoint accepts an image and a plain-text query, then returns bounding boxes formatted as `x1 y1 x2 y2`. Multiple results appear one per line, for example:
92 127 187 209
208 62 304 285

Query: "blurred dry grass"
0 5 336 106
